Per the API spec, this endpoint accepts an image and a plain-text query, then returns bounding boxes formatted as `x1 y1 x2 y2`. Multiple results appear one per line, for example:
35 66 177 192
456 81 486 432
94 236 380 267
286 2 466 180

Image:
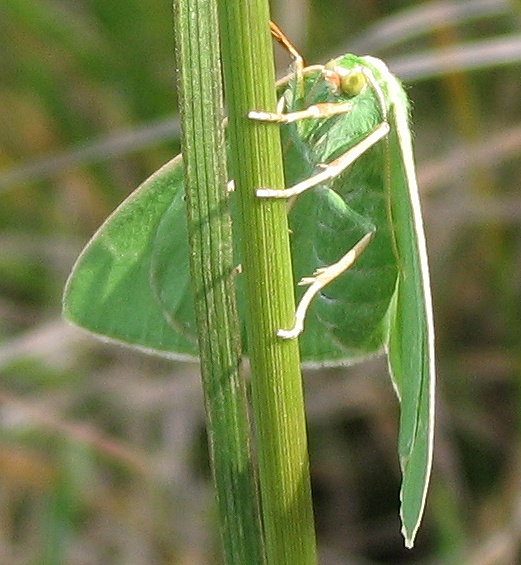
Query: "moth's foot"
248 110 283 123
256 187 287 198
299 268 327 285
276 321 304 340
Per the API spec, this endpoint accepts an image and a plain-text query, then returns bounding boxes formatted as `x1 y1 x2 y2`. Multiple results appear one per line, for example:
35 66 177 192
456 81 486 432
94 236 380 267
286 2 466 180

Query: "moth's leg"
269 22 325 92
248 101 353 126
254 121 390 198
278 231 374 339
269 21 305 85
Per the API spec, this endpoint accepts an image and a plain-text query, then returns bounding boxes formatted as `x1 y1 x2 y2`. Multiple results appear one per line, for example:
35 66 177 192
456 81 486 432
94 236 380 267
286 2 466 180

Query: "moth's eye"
340 71 366 96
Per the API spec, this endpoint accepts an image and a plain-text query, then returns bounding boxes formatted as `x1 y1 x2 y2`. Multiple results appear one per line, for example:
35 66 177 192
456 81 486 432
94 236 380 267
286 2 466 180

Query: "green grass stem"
217 2 318 564
172 1 265 563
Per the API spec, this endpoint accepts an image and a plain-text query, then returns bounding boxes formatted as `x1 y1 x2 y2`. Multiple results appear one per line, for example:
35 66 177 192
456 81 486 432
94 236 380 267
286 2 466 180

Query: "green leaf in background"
63 24 435 547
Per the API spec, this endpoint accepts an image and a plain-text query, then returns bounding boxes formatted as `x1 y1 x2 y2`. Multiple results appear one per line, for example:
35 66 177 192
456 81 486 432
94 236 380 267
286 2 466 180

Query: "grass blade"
217 2 318 563
173 1 265 563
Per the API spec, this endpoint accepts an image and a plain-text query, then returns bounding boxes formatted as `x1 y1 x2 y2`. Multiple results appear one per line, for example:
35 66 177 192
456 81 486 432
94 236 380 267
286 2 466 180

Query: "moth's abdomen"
289 148 397 361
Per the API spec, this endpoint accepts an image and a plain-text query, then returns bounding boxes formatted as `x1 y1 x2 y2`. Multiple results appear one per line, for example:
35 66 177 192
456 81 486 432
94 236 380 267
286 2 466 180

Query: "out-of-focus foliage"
1 0 521 563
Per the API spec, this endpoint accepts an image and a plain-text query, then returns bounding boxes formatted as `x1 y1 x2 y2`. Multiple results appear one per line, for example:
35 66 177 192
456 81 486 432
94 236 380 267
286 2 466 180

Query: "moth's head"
322 58 367 98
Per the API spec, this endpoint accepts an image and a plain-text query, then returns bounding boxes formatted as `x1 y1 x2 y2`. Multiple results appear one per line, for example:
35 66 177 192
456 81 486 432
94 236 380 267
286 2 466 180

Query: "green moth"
63 23 435 547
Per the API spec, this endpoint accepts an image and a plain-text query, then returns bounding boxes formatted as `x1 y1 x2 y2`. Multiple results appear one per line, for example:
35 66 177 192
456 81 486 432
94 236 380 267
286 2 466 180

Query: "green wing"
383 69 435 548
63 155 199 360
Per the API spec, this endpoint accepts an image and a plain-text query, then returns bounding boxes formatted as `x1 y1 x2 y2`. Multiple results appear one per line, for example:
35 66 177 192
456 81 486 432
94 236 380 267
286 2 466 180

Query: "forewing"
386 97 435 547
63 155 199 360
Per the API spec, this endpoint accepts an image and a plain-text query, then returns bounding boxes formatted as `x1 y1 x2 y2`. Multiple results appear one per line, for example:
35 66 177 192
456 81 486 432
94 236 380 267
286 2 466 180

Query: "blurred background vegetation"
1 0 521 563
